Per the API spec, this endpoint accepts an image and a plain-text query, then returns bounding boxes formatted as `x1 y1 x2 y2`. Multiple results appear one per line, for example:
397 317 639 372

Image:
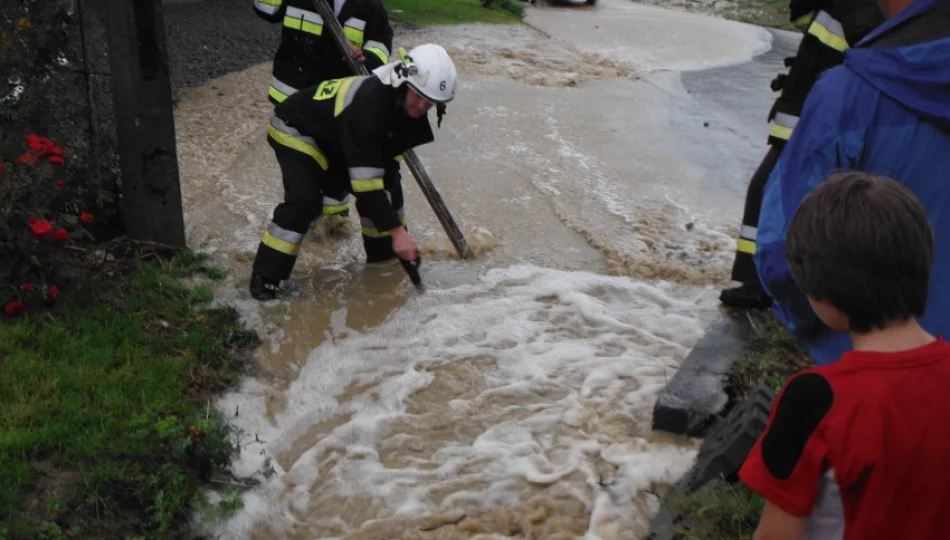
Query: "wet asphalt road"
678 28 801 198
163 0 281 100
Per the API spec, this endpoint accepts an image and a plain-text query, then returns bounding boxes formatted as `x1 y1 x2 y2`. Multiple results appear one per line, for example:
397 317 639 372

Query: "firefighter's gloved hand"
391 227 419 262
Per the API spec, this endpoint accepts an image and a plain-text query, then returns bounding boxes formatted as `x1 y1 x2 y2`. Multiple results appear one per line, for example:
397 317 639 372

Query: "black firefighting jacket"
273 74 435 232
252 0 393 105
766 0 886 146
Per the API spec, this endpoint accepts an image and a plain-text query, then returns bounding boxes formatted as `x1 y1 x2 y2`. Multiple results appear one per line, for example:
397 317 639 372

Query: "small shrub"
0 135 97 317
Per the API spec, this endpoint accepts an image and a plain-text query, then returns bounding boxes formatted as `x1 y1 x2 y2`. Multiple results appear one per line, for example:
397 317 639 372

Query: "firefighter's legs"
720 145 782 309
362 160 407 265
250 136 326 300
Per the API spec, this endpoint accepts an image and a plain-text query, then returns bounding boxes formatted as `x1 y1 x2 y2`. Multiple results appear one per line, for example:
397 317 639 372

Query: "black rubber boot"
720 282 772 310
249 272 281 301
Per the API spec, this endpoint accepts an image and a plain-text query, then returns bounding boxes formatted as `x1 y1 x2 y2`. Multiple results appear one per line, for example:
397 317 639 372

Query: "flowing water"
174 1 775 537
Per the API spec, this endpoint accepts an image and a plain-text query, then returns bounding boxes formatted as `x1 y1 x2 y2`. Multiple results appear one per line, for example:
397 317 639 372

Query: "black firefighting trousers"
251 129 405 283
729 144 782 285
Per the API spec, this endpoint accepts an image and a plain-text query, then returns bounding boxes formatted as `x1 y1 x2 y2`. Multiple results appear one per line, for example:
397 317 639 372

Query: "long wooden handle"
309 0 476 260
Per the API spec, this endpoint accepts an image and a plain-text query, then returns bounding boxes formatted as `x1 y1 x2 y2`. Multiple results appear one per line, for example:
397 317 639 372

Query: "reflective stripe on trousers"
283 6 323 35
768 112 799 142
361 208 407 238
737 224 757 255
809 11 849 52
262 222 304 256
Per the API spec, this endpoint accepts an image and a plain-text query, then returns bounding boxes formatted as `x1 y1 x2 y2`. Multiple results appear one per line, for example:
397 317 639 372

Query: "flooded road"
174 1 789 537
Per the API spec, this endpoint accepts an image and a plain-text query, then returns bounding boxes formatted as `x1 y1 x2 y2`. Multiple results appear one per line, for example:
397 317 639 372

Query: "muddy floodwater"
173 1 782 537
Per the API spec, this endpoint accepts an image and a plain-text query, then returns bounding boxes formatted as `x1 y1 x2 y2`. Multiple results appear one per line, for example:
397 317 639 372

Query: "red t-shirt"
740 337 950 539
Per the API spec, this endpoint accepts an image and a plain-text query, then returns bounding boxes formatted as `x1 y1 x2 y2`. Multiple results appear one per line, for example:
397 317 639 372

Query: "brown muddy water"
175 1 774 538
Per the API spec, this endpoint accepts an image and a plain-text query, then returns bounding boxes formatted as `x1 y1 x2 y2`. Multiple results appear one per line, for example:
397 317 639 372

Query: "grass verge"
729 310 811 396
385 0 523 26
721 0 796 32
669 481 765 540
663 310 810 539
0 248 259 540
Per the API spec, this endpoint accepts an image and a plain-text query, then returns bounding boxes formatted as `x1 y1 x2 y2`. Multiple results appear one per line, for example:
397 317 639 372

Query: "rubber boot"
720 282 772 310
249 272 281 301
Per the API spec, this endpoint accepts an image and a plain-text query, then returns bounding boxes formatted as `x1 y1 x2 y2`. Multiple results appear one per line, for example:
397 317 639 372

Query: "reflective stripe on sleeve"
363 39 390 64
360 208 407 238
343 17 366 46
808 11 849 52
254 0 281 15
284 6 323 35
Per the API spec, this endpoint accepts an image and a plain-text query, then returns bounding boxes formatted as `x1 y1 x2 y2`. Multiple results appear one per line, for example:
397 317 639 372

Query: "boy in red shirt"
738 171 950 540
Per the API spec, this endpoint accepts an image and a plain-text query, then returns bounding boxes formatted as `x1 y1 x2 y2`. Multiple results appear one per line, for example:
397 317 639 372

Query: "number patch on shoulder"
314 78 343 101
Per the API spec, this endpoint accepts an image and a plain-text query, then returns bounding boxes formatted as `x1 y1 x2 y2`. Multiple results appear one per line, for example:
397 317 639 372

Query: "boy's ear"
807 296 850 334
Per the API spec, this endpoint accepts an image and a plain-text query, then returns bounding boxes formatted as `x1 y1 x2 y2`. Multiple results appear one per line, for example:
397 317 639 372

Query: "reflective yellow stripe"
395 155 404 163
263 231 301 255
737 238 756 255
769 123 793 141
269 85 289 103
365 46 388 65
768 112 798 141
808 12 849 52
792 11 814 31
361 212 407 238
284 17 323 35
334 77 358 116
254 0 281 15
267 124 329 170
284 7 323 35
363 40 390 64
351 178 385 192
343 18 366 46
323 203 350 215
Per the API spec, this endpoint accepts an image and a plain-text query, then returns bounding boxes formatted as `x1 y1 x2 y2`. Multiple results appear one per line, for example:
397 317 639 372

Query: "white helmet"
398 43 458 104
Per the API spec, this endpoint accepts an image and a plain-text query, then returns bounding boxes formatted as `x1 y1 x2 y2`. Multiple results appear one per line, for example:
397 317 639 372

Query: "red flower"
29 219 53 237
4 301 24 316
47 156 65 166
21 282 31 291
52 228 69 241
80 212 94 224
25 135 63 157
55 180 65 188
47 285 60 302
17 153 38 165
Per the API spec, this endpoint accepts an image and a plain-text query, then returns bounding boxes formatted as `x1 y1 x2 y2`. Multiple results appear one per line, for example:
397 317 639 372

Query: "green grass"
385 0 523 26
0 251 259 539
717 0 796 31
729 310 811 395
670 481 765 540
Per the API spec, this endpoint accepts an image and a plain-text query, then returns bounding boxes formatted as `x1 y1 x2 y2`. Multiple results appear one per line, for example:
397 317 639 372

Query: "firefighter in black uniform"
719 0 886 309
252 0 394 105
253 0 396 226
248 44 459 301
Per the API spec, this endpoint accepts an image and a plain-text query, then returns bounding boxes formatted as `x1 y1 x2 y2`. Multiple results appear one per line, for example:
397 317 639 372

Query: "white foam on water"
204 265 717 538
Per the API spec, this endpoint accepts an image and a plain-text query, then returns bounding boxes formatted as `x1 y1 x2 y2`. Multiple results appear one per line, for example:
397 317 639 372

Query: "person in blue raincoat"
754 0 950 366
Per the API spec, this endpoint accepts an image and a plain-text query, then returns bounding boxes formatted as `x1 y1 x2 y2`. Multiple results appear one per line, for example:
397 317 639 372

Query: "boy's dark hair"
786 171 934 333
